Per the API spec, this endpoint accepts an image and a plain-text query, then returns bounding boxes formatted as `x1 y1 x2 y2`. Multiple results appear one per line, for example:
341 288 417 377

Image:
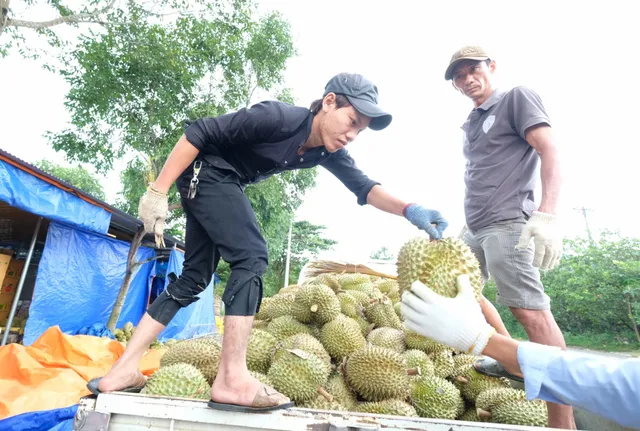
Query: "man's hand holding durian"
403 204 449 240
401 274 496 355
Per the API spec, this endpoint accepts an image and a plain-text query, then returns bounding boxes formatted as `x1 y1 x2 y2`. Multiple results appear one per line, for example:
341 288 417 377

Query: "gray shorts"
464 218 550 310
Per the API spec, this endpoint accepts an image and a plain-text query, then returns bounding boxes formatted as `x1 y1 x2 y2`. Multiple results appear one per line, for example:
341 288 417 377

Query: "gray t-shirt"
461 87 551 231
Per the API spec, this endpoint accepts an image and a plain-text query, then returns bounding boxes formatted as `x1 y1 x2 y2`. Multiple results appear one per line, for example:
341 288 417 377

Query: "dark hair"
309 94 351 115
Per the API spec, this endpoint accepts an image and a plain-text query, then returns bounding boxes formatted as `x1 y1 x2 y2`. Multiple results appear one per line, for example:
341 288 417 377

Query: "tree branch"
5 0 117 31
168 202 182 211
132 255 159 269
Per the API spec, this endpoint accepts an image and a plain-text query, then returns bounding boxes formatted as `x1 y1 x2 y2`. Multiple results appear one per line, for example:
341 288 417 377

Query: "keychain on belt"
187 160 202 199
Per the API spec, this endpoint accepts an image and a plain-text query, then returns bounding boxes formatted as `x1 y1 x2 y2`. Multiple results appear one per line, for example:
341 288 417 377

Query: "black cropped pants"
147 161 267 325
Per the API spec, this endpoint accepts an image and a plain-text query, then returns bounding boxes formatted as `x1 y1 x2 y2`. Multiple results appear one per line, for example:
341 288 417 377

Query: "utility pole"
573 206 594 243
284 220 293 288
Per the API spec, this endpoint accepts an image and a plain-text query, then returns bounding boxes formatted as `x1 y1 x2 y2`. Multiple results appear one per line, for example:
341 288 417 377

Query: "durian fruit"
142 363 209 400
257 293 296 321
430 348 455 379
267 348 331 404
373 279 401 303
123 321 134 340
319 314 366 361
309 273 341 293
113 328 126 342
372 279 399 295
246 329 278 374
254 298 272 321
337 273 371 288
411 374 464 420
403 349 435 377
459 408 485 422
299 394 347 411
325 372 358 410
394 302 402 319
366 327 406 353
163 338 178 348
357 399 418 417
475 387 527 413
452 353 478 375
353 314 372 337
491 399 548 427
252 319 269 330
266 315 317 341
364 297 403 330
291 283 341 325
273 333 332 369
160 337 221 384
343 345 414 402
404 329 444 353
396 237 484 300
343 290 370 306
453 365 512 402
337 292 361 318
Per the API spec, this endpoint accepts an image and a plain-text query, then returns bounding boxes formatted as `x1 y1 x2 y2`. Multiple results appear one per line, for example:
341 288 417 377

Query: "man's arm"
525 124 562 214
366 185 406 215
485 334 640 429
153 135 200 193
402 277 640 430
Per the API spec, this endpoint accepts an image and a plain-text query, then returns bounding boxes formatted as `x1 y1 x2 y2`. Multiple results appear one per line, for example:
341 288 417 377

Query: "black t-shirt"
184 100 379 205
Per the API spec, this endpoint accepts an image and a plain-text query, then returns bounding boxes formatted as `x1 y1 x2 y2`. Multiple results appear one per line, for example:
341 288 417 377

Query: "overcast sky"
1 0 638 262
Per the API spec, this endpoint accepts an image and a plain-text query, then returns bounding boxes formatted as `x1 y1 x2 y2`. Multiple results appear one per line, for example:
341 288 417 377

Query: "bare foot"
98 367 147 392
210 371 289 407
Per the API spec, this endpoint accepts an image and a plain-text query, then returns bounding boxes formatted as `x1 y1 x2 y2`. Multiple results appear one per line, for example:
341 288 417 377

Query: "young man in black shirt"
89 73 449 412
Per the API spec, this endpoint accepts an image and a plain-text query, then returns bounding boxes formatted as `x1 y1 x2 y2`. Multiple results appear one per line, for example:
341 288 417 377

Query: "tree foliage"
485 231 640 345
42 0 338 300
370 246 395 261
44 0 296 231
266 220 337 295
34 159 105 200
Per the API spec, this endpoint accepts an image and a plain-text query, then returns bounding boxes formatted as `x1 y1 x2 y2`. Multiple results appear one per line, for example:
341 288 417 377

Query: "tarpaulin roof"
23 222 156 346
0 149 185 248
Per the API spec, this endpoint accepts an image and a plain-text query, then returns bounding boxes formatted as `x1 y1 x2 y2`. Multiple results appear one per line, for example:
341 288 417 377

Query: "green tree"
370 246 395 261
266 220 337 295
42 0 330 307
34 159 105 200
485 231 640 347
44 0 296 233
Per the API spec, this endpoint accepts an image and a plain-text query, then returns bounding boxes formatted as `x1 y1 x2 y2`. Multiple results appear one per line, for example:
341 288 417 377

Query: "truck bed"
73 392 571 431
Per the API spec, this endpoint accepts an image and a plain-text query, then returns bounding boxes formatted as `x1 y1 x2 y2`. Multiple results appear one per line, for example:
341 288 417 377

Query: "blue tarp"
23 222 156 345
157 248 217 341
0 404 77 431
0 159 111 234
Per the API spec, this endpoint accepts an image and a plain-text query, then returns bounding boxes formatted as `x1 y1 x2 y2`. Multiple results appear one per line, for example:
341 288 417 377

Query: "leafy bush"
485 231 640 347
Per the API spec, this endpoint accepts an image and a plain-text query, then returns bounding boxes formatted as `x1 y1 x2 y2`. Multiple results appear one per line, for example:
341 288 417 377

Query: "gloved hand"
403 204 448 240
401 275 496 355
138 186 169 248
516 211 562 270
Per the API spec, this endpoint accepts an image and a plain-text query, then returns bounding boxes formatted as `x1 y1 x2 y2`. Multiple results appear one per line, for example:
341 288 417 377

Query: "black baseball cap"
323 73 392 131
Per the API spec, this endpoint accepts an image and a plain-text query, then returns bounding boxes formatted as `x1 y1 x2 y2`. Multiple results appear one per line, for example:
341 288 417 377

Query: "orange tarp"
0 326 165 420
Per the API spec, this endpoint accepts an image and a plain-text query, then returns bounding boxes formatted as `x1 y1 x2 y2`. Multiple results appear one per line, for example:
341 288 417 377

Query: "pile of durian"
143 237 548 428
112 321 172 350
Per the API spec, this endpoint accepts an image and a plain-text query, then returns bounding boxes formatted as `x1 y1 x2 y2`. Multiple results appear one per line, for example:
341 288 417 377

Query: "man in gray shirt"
444 46 574 430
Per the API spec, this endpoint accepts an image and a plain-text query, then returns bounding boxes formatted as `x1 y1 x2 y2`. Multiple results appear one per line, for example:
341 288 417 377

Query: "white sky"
1 0 639 262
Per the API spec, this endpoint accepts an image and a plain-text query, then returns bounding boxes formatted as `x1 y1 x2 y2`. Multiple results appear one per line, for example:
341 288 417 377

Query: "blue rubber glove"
403 203 449 240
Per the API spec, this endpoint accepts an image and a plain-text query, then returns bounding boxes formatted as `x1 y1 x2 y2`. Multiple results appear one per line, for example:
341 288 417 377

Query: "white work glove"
516 211 562 270
401 275 496 356
138 186 168 248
